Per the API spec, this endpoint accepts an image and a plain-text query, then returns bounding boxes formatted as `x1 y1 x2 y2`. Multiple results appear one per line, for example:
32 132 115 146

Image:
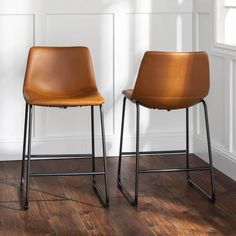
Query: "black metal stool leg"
202 100 215 200
92 105 109 207
23 105 33 210
188 100 215 202
117 97 140 206
117 97 126 181
20 103 29 192
134 103 140 204
100 105 109 205
91 106 95 184
186 108 190 181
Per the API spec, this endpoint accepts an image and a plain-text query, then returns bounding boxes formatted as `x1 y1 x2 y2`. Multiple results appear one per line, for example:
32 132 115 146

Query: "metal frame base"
117 97 215 206
20 104 109 210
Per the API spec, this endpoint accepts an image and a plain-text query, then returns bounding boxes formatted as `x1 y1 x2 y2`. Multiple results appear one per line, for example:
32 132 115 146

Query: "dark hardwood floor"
0 154 235 235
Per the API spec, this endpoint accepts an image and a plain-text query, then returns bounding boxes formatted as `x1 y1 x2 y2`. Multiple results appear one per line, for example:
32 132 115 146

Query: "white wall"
1 0 233 181
193 0 236 180
0 0 193 159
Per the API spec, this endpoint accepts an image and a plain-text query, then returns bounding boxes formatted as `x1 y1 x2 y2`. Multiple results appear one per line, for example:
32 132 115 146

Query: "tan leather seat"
123 51 210 109
23 46 104 106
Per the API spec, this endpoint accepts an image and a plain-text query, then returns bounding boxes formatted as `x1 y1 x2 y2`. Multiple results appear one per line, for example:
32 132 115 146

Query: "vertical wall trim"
32 14 36 139
195 12 200 135
229 59 234 152
195 13 199 51
176 14 183 51
112 13 116 135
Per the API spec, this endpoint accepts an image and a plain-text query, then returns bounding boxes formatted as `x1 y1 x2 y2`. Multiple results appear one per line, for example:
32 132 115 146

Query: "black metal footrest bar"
30 171 105 177
121 150 186 156
117 179 137 206
139 167 211 173
188 177 215 202
28 154 92 159
93 183 109 207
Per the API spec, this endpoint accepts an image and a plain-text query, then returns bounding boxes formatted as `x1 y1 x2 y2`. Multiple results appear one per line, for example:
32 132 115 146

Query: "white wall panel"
193 0 211 13
198 13 210 50
233 60 236 153
45 0 193 14
0 15 34 140
199 56 226 147
193 0 236 180
115 13 192 136
34 14 113 138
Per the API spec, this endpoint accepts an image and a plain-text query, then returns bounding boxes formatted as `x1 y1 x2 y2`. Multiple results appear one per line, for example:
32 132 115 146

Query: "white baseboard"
0 131 188 161
193 135 236 181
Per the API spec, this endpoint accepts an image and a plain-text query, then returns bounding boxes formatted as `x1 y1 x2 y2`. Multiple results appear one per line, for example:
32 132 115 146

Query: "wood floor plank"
0 155 235 235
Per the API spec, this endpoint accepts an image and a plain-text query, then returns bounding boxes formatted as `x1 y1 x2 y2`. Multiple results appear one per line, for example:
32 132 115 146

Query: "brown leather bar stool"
117 51 215 206
20 46 109 209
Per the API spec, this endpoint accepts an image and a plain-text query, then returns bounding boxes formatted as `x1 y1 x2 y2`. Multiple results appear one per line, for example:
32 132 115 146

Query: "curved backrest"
132 51 210 109
23 46 98 97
